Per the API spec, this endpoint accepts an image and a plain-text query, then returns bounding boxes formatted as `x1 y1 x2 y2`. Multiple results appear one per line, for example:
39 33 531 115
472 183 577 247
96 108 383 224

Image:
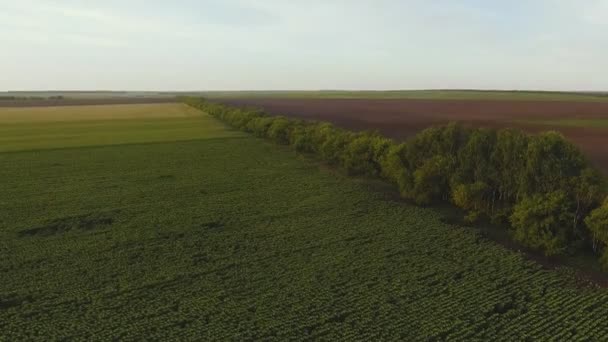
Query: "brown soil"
220 98 608 174
0 98 177 108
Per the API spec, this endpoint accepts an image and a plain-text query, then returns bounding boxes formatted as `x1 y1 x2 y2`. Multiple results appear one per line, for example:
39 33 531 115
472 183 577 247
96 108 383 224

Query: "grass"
200 90 608 102
2 104 608 340
517 118 608 129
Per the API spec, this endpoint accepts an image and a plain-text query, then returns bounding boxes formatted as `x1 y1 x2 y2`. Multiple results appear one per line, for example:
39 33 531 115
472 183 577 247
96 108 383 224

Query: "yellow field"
0 103 201 124
0 102 243 152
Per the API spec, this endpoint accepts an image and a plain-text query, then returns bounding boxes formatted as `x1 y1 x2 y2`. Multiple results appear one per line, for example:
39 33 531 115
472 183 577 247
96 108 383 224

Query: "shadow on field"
0 294 33 311
19 211 119 237
304 153 608 288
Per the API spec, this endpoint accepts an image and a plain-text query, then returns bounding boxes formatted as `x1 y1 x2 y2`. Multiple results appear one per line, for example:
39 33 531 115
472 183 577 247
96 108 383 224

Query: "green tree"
289 123 315 153
309 122 337 154
341 133 391 176
410 155 450 205
453 128 496 184
319 130 355 165
490 129 529 218
247 117 275 138
521 131 585 196
510 191 573 256
571 168 606 235
267 117 293 144
452 182 490 223
380 143 414 196
585 199 608 268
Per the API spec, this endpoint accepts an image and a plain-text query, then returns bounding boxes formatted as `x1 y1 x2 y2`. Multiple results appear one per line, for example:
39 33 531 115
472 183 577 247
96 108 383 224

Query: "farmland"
0 103 242 152
3 101 608 339
218 97 608 174
520 119 608 129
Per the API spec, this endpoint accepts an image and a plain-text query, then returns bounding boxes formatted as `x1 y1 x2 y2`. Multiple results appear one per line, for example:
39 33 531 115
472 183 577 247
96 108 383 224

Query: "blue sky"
1 0 607 91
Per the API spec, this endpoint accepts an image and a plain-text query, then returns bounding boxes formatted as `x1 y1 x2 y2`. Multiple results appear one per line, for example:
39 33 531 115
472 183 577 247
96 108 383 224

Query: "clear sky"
1 0 607 91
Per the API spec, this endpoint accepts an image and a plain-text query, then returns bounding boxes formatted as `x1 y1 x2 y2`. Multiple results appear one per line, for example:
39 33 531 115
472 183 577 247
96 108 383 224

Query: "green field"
517 118 608 129
199 90 608 102
3 104 608 340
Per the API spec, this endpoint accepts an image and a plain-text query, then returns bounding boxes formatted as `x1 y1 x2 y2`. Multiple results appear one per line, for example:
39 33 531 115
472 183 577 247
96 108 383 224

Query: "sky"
1 0 607 91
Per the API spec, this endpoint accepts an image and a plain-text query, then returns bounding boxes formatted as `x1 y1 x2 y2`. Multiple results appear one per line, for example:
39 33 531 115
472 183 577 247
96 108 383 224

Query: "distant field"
0 103 242 152
0 97 176 108
0 103 198 123
3 102 608 339
519 118 608 129
4 90 608 102
202 90 608 102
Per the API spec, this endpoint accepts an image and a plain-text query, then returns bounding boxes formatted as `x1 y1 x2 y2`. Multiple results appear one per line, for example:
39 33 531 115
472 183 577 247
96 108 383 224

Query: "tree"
267 117 293 145
571 168 606 237
341 132 391 176
410 155 450 205
510 191 573 256
452 182 490 223
585 199 608 268
290 123 315 153
453 128 497 185
319 130 355 165
451 128 498 221
247 117 275 138
521 131 585 196
309 122 337 153
380 143 415 196
490 129 529 219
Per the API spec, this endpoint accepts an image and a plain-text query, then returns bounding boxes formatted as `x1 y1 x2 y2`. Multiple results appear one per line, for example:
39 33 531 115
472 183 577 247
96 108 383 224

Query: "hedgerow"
183 97 608 266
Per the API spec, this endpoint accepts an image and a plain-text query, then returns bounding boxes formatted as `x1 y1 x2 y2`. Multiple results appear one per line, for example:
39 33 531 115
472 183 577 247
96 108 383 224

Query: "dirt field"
220 98 608 173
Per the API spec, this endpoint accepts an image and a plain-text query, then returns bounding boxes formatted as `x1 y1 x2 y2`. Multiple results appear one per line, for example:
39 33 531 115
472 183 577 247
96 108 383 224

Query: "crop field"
0 103 242 152
220 98 608 174
0 97 176 108
2 102 608 340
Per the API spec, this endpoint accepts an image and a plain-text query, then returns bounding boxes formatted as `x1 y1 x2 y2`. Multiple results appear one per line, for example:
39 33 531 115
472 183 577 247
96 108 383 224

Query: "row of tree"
183 97 608 267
